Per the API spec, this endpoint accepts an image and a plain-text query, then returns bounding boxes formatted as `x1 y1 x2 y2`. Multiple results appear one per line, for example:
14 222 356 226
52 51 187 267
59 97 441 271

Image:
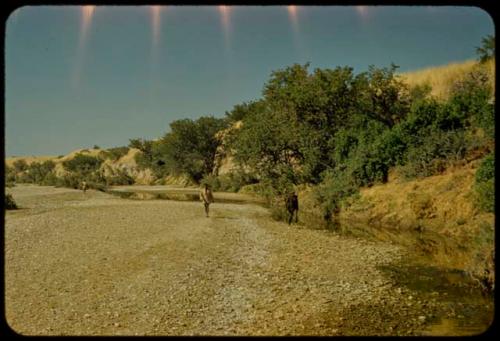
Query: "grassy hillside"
399 58 495 100
340 160 493 285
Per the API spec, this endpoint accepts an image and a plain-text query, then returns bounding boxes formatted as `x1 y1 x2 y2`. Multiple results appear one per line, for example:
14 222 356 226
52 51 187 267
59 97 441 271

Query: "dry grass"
116 148 140 165
5 155 58 167
399 58 495 100
338 160 494 285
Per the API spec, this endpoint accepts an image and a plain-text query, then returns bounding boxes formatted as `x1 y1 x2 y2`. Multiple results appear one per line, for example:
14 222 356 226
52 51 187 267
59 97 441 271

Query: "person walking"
199 183 214 217
81 180 88 194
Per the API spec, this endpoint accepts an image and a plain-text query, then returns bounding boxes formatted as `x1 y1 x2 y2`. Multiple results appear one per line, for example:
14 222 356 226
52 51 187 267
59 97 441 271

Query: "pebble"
12 185 484 337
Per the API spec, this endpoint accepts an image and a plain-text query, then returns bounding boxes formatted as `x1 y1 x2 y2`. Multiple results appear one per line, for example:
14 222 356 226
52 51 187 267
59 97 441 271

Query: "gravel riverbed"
4 185 493 336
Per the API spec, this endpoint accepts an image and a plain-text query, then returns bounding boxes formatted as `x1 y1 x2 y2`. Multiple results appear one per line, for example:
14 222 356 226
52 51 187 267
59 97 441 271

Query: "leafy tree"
225 100 266 122
256 63 365 184
355 63 411 128
159 116 228 183
449 67 494 137
129 138 153 152
476 35 495 63
232 106 303 192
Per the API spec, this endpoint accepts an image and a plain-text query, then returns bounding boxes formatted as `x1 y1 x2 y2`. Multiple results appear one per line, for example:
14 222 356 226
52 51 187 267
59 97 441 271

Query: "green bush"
40 172 59 186
105 168 135 186
62 154 102 174
315 169 359 221
98 146 129 161
5 193 18 209
475 179 494 212
5 164 16 184
475 153 494 212
13 159 28 172
476 153 495 183
400 129 468 179
334 120 392 187
134 151 153 170
56 171 108 192
24 161 56 184
56 173 82 189
449 67 493 133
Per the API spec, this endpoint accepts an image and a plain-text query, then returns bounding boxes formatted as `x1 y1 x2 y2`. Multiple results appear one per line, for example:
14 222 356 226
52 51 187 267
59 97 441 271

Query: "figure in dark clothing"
285 192 299 225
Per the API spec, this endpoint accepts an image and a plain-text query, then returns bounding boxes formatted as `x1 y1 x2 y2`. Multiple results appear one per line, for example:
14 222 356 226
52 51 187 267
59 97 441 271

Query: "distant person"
81 181 88 194
285 192 299 225
199 184 214 217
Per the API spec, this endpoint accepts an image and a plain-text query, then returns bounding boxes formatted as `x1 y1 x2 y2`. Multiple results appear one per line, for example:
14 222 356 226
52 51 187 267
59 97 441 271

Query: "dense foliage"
226 56 494 220
157 116 228 183
475 152 495 213
98 146 130 161
7 37 494 221
476 35 495 63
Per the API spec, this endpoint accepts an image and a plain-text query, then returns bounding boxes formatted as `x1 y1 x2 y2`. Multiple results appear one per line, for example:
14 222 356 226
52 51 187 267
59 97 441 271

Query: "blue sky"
5 5 494 156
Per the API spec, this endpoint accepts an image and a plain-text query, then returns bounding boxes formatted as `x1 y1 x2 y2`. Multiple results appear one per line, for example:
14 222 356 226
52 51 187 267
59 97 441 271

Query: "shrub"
23 161 56 184
332 119 393 187
5 193 18 209
40 172 59 186
56 173 82 189
475 152 495 183
449 67 493 132
400 129 468 179
134 151 153 170
105 168 135 186
315 169 359 221
98 146 129 161
62 154 102 174
5 164 16 184
475 153 494 212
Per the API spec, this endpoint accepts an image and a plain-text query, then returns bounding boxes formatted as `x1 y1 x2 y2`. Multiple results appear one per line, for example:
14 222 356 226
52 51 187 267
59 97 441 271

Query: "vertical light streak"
219 5 231 53
148 6 164 107
356 6 369 20
150 6 161 51
72 5 96 88
288 5 298 33
287 5 306 62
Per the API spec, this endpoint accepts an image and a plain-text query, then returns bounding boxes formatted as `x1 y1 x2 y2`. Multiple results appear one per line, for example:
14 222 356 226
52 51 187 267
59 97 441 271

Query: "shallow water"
379 262 494 336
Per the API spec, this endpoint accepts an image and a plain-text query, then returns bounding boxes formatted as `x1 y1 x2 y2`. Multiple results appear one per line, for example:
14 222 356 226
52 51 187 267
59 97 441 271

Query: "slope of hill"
6 148 157 186
399 58 495 100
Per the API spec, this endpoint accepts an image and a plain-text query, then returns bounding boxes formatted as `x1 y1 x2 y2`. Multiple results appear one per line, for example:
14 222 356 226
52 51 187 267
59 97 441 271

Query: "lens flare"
356 6 369 19
287 5 298 32
81 5 96 38
219 5 231 52
150 6 161 50
73 5 96 87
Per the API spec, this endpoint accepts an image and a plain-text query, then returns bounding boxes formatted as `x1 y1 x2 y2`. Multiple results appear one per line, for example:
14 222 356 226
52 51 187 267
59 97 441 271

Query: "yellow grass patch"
6 155 57 167
339 161 494 278
399 58 495 100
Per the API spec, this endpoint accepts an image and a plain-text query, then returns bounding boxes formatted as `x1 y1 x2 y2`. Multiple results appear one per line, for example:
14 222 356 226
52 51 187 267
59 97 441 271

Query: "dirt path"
4 185 492 336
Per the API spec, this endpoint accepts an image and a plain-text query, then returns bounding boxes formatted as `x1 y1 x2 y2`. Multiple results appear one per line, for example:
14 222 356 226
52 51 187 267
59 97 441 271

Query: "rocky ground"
4 185 494 336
